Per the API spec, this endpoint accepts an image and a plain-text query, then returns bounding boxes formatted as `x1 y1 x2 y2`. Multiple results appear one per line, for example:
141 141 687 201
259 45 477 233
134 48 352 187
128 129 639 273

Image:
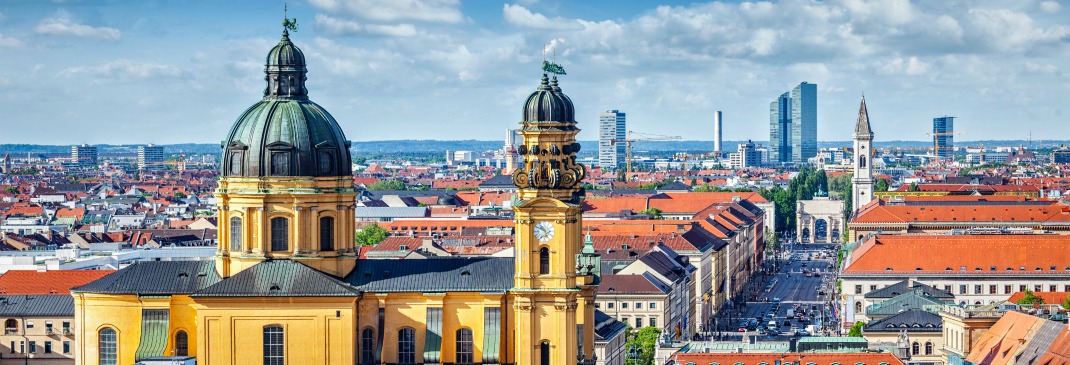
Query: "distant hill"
1 139 1066 156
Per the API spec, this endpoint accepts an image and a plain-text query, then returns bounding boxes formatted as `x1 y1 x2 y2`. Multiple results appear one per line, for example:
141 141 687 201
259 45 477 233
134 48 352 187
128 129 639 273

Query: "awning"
134 309 170 361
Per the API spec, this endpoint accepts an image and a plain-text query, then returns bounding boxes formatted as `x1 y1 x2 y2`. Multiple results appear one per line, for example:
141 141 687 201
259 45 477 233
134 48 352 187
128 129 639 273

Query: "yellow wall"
216 176 357 278
73 293 200 365
194 297 357 365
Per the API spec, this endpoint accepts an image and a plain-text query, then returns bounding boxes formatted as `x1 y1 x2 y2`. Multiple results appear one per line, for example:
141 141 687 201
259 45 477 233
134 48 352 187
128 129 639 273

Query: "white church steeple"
852 95 874 215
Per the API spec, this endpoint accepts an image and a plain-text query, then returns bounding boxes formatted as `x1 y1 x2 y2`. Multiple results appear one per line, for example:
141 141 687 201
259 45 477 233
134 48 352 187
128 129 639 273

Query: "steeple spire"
854 94 872 137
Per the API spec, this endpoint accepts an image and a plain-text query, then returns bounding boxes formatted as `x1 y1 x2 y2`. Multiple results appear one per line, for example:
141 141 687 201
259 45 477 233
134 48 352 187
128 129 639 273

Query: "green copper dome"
221 30 352 178
522 74 576 129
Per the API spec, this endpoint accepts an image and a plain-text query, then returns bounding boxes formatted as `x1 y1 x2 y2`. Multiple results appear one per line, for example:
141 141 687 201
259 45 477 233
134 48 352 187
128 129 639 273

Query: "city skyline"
1 0 1068 144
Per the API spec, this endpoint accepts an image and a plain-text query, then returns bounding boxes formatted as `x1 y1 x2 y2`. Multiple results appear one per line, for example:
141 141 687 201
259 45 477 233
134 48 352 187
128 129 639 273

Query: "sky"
0 0 1068 145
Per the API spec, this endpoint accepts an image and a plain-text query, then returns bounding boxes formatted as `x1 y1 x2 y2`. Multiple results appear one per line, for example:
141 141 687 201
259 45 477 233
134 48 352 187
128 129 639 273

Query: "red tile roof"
0 270 114 295
965 311 1042 365
843 235 1070 274
851 198 1070 224
596 274 665 295
1006 291 1070 305
670 352 904 365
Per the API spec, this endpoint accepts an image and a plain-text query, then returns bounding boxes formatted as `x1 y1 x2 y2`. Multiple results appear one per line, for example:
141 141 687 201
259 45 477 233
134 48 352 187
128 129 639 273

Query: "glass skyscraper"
933 116 954 159
769 82 817 165
599 110 626 168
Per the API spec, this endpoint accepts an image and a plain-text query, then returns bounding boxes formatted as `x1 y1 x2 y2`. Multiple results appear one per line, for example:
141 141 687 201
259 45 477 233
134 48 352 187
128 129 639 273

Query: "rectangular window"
1051 285 1057 292
1021 285 1027 292
25 321 33 329
63 341 70 354
959 285 967 294
649 318 657 327
944 285 952 293
1005 285 1012 294
594 303 600 309
635 318 642 328
263 326 285 365
270 217 289 252
319 217 334 251
1065 285 1070 292
621 303 628 309
1036 285 1043 292
989 285 997 294
636 302 642 309
28 341 35 354
8 341 13 353
44 341 52 354
607 303 614 309
870 285 877 291
974 285 982 294
230 217 242 251
650 302 657 309
855 285 862 294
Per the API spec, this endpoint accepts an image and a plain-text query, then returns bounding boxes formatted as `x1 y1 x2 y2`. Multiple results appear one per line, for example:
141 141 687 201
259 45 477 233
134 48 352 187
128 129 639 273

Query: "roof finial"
282 2 298 36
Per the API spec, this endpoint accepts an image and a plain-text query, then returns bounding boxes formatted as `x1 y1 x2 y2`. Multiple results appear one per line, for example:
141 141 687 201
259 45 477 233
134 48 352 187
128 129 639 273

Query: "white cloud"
879 56 931 75
308 0 463 24
57 60 187 80
0 33 21 48
315 14 418 37
503 4 581 30
34 16 121 40
1040 1 1061 13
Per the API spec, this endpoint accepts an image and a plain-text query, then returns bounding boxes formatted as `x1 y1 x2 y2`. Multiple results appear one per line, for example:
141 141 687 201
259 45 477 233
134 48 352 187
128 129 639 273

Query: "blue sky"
1 0 1068 145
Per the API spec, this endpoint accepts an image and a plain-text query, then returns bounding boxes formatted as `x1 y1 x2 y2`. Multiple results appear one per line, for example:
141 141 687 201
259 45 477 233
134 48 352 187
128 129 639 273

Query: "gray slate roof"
865 280 954 299
346 257 514 293
0 295 74 317
193 260 358 297
594 310 628 342
72 261 220 295
478 175 515 189
864 309 942 332
354 206 429 219
866 291 947 317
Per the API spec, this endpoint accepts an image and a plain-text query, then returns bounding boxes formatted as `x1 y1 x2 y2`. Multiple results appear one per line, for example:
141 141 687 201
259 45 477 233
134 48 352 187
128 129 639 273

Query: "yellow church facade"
71 25 599 365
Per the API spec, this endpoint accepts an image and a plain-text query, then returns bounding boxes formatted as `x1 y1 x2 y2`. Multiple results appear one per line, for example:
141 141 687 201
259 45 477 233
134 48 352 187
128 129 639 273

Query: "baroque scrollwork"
512 145 586 190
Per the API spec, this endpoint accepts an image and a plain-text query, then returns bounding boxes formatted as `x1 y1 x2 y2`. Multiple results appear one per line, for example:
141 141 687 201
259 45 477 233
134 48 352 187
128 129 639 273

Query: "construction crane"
926 131 966 161
611 131 682 173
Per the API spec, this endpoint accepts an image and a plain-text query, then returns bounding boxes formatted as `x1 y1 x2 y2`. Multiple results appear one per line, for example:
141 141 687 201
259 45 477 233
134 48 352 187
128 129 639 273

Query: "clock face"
534 221 555 242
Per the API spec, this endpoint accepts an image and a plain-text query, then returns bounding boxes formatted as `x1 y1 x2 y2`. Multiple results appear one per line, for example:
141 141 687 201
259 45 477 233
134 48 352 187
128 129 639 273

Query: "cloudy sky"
1 0 1068 145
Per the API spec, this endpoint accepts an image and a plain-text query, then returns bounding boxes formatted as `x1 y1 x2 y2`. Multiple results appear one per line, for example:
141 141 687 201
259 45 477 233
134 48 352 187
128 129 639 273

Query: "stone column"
256 207 267 254
293 206 304 255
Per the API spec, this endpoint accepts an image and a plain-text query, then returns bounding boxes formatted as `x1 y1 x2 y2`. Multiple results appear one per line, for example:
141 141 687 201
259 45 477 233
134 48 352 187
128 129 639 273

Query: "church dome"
221 30 352 178
523 74 575 126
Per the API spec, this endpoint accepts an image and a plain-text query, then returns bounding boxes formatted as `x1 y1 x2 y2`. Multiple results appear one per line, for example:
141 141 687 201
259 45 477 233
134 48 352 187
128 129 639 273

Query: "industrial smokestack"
713 111 723 156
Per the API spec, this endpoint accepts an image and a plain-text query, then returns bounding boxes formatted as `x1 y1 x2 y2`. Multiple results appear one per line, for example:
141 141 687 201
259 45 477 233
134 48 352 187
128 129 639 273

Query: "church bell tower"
852 95 874 215
511 63 598 365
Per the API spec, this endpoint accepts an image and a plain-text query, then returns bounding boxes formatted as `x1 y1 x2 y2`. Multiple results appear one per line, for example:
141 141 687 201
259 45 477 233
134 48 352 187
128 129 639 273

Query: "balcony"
4 328 17 335
62 328 73 336
44 327 55 335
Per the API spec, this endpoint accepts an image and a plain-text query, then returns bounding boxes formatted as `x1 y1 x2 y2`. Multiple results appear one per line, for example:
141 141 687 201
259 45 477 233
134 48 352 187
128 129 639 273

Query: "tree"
355 225 389 246
367 180 406 191
848 321 865 337
624 326 661 365
1062 295 1070 310
173 191 187 199
875 178 889 192
640 207 663 220
1018 289 1045 305
909 182 919 192
3 186 16 194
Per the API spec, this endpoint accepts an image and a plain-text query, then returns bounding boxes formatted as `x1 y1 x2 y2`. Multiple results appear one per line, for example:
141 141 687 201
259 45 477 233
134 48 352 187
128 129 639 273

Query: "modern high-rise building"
713 111 723 156
71 144 98 167
933 116 955 160
137 144 164 170
769 82 817 165
729 140 760 169
598 110 626 168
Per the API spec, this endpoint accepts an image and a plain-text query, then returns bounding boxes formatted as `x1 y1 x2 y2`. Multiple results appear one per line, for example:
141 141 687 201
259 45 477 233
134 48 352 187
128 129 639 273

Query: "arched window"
229 217 242 251
398 328 416 364
4 319 16 332
319 217 334 252
270 217 289 252
456 328 474 364
175 330 188 356
270 152 290 176
99 328 117 365
360 328 375 364
859 156 867 169
318 151 334 175
925 341 933 355
855 301 862 312
263 325 284 365
540 341 551 365
911 342 920 355
539 247 550 275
